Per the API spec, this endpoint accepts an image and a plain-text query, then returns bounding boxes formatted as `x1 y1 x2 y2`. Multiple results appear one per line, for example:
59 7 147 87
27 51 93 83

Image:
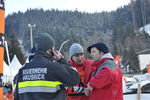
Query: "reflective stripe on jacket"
18 81 62 93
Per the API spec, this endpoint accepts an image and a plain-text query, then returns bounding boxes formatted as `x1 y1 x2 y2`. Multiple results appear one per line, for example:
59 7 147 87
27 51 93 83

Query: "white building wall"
138 54 150 70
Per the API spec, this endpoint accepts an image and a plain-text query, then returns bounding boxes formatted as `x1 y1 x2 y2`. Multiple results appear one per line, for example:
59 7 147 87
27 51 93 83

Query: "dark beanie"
87 42 108 54
35 33 55 52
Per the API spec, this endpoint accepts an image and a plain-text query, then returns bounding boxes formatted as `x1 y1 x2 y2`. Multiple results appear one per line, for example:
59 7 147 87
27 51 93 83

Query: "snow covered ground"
139 23 150 36
124 93 150 100
123 74 150 100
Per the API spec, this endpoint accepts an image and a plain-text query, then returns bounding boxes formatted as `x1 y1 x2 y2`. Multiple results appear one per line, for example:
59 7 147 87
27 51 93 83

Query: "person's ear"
99 51 104 55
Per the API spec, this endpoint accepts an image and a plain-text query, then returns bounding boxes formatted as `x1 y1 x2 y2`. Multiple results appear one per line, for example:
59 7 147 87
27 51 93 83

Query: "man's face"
72 53 84 65
90 47 103 62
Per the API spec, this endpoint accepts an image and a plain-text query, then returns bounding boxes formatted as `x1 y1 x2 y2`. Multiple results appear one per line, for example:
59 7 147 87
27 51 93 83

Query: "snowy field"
123 74 150 100
124 93 150 100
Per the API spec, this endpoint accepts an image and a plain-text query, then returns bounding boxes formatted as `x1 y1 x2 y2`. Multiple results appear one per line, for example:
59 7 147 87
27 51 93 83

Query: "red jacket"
88 58 123 100
66 57 93 100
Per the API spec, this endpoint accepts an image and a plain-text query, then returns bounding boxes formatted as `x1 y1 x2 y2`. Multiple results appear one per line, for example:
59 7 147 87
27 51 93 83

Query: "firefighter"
14 33 80 100
66 43 93 100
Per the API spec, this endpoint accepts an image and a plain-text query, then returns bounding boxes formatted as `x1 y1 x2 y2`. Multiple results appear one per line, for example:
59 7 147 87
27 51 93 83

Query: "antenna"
59 40 69 52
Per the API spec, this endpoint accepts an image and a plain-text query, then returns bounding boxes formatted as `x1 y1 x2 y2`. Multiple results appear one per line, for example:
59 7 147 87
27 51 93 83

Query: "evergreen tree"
5 29 26 65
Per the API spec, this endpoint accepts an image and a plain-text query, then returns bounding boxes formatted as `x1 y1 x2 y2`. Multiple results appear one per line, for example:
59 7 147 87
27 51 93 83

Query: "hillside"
4 0 150 73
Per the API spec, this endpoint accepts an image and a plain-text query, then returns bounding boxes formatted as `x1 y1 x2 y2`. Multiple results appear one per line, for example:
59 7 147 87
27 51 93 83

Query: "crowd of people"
2 82 13 100
10 32 123 100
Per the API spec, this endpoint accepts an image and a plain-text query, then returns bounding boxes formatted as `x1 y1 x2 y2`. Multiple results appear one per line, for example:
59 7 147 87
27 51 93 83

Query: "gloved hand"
87 83 93 91
73 86 84 93
84 83 93 96
84 88 89 96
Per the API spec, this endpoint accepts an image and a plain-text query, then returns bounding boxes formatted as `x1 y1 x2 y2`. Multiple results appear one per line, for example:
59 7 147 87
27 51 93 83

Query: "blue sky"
5 0 130 16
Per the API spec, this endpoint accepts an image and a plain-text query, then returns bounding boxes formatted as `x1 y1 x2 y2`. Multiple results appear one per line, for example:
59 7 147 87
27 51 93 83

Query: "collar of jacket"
92 58 111 70
69 56 86 72
100 53 114 60
92 53 114 69
34 50 53 61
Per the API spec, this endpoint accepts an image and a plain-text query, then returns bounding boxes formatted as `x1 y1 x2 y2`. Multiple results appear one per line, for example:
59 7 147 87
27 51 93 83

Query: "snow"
133 74 150 82
124 74 150 89
123 74 150 100
124 94 150 100
125 76 133 82
129 80 150 90
139 23 150 36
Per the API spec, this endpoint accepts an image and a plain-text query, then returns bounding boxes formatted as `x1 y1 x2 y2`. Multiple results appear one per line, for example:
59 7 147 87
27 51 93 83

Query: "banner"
0 0 5 99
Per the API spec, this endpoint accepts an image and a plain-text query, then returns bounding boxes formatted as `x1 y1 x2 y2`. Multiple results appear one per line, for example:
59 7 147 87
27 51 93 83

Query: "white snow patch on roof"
139 23 150 36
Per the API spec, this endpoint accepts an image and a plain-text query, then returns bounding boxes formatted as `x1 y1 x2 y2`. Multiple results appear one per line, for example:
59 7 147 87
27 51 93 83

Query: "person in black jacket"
14 33 80 100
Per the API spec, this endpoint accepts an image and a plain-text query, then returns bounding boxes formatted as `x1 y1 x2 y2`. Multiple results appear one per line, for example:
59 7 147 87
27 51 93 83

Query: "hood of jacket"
100 53 114 60
93 53 114 70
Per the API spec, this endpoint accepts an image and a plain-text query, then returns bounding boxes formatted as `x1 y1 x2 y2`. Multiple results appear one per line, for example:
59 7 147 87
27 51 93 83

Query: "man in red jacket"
85 42 123 100
66 43 93 100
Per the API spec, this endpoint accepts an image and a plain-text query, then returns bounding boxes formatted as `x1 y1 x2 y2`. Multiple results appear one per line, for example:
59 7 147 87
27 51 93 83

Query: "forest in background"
4 0 150 73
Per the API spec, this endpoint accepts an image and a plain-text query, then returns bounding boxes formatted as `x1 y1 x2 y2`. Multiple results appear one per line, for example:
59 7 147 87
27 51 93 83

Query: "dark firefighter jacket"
14 50 80 100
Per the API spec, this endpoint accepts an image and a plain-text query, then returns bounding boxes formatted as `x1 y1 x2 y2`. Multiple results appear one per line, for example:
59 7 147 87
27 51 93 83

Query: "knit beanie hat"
69 43 84 57
87 42 108 54
35 33 55 52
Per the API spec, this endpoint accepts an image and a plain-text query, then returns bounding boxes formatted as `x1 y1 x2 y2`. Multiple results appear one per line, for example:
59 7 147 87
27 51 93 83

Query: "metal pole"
4 41 14 92
4 41 10 65
30 25 33 49
28 24 36 49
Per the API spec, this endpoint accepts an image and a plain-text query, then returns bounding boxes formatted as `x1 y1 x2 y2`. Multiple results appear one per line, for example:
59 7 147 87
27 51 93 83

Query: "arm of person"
89 67 113 89
47 49 80 87
14 73 19 100
51 58 80 87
